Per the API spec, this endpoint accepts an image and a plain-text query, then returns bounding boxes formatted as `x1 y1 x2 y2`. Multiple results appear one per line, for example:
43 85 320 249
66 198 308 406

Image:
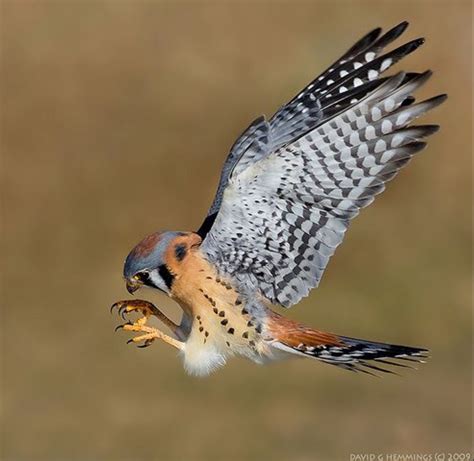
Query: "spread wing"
198 22 446 307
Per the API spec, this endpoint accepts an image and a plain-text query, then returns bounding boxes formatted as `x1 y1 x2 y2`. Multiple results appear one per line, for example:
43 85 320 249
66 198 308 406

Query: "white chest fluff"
179 307 268 376
181 329 229 376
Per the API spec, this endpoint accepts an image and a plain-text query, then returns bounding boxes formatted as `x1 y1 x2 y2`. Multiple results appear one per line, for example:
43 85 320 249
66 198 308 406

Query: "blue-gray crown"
123 231 185 278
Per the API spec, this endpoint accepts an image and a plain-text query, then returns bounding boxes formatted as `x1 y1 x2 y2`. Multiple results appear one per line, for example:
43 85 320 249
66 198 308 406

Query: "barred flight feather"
199 22 446 307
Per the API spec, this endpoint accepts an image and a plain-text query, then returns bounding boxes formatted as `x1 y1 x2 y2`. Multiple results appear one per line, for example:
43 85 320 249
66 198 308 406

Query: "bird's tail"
268 313 428 375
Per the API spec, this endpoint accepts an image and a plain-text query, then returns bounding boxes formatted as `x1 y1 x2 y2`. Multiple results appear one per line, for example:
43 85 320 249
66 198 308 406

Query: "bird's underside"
112 233 428 377
111 22 443 376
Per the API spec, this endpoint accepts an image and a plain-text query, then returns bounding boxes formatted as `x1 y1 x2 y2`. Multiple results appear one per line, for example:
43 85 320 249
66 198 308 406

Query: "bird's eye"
134 271 149 283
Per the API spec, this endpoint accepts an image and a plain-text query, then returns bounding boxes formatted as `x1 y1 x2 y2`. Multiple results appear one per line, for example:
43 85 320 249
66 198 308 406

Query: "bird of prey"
111 22 445 376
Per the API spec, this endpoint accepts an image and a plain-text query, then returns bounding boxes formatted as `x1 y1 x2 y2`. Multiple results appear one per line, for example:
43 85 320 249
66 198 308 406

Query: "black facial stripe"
158 264 175 289
174 244 187 262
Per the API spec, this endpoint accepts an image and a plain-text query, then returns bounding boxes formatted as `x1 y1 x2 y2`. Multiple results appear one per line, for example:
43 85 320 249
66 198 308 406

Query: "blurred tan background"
1 1 472 460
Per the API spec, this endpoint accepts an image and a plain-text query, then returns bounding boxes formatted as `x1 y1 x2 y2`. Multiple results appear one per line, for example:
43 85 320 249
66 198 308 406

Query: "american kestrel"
111 22 445 376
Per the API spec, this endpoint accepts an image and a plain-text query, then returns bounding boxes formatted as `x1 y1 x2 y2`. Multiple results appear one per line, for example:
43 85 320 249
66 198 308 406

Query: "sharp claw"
137 339 154 348
115 321 131 332
110 301 125 314
126 339 133 345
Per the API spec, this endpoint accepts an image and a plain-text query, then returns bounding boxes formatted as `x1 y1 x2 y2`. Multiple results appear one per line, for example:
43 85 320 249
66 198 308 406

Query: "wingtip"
411 37 426 49
390 20 410 36
423 124 441 135
406 70 433 88
368 26 383 38
346 26 383 56
432 93 448 106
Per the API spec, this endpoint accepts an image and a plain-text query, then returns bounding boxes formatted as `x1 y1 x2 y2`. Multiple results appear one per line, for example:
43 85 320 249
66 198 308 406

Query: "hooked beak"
126 278 141 295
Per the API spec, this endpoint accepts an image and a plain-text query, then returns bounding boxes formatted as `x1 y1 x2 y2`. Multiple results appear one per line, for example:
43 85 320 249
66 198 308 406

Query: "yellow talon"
110 299 183 350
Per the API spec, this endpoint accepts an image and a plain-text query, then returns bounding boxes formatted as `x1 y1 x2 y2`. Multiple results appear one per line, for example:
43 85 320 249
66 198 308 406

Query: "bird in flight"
111 22 445 376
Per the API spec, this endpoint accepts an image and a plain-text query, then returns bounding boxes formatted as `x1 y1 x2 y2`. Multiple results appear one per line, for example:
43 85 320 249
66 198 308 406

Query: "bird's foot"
111 299 184 350
111 299 159 324
111 299 161 348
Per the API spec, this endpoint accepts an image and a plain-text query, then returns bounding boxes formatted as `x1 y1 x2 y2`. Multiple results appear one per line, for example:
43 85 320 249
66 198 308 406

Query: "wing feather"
198 23 446 307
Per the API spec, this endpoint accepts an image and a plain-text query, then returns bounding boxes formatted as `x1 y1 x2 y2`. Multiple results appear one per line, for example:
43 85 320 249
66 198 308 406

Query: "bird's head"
123 230 201 295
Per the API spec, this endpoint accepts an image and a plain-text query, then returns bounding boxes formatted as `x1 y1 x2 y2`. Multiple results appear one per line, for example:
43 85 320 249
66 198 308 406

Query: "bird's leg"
111 299 184 350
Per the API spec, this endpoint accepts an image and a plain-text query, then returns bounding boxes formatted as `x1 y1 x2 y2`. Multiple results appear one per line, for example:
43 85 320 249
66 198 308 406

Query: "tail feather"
274 335 428 375
269 316 428 375
328 335 428 374
267 312 428 374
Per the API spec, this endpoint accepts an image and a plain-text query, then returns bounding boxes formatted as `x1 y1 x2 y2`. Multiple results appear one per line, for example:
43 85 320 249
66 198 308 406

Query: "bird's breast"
169 250 269 375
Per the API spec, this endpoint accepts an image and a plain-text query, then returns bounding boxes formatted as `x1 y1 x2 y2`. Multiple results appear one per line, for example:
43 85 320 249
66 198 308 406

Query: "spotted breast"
164 233 272 376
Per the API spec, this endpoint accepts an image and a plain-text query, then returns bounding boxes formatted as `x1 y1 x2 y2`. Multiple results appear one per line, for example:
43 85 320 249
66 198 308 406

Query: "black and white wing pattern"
198 23 446 308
